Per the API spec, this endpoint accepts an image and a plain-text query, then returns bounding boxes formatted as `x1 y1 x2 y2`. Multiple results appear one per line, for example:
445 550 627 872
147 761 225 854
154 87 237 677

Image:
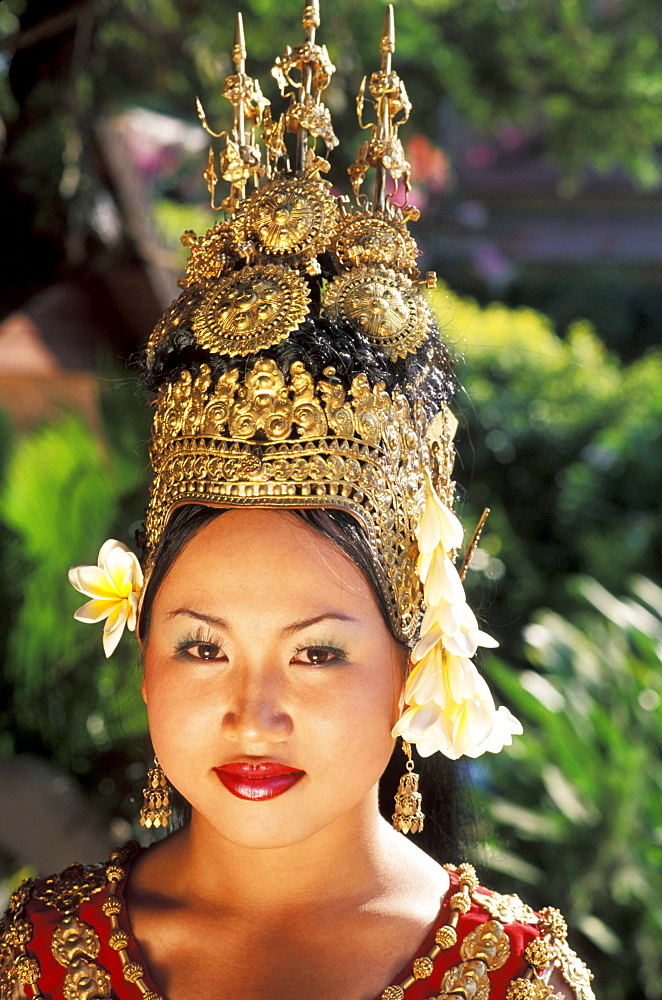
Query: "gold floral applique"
438 958 491 1000
52 914 101 966
473 889 539 926
554 939 595 1000
31 863 107 914
461 919 511 970
436 918 512 999
62 956 112 1000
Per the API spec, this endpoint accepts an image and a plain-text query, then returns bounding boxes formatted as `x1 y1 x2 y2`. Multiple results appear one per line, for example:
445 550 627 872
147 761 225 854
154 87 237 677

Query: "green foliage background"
0 382 151 810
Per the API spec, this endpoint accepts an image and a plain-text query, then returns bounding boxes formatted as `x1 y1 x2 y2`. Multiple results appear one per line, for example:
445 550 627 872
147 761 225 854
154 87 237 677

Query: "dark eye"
292 646 345 666
188 642 223 660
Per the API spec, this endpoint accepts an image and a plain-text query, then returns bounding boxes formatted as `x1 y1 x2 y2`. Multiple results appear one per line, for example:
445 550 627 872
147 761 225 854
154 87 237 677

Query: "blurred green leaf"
479 577 662 1000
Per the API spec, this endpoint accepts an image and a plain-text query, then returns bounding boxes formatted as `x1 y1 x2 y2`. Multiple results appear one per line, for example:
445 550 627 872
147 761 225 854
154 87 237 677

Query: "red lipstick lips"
214 761 304 800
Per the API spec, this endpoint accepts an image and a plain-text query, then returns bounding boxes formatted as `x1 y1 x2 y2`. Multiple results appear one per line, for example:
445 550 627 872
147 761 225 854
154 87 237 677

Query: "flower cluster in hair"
392 476 522 759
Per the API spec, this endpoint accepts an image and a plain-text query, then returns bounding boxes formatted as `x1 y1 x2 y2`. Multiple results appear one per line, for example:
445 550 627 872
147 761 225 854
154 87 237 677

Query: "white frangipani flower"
404 643 446 708
446 687 499 759
420 597 465 638
418 548 465 606
446 652 485 703
441 603 500 658
393 673 521 761
68 540 144 657
392 473 522 761
412 606 498 664
476 706 523 754
393 703 448 750
417 475 464 555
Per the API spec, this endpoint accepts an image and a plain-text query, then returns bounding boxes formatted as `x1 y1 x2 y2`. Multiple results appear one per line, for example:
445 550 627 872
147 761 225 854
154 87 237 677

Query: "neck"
163 790 416 917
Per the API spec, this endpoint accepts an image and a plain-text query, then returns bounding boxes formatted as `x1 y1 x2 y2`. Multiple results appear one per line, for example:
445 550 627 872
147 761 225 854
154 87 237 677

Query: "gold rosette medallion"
179 222 238 288
232 176 339 265
192 263 310 355
333 212 419 273
323 265 430 360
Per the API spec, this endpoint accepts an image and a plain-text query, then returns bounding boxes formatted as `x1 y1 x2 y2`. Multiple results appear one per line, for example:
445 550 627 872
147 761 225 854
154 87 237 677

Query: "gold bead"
524 938 555 970
506 980 536 1000
506 979 554 1000
109 845 131 864
412 956 434 979
537 907 567 942
13 955 40 985
450 891 471 913
435 925 458 949
381 987 405 1000
105 865 125 883
122 962 144 983
4 919 32 947
457 863 479 891
102 896 122 916
109 929 130 950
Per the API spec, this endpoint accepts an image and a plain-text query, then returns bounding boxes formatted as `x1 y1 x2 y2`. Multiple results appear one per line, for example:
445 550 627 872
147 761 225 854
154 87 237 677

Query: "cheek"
340 650 405 750
141 649 203 740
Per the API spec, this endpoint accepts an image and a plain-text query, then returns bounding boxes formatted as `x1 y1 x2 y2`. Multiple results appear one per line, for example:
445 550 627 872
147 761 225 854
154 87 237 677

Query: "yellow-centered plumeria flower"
392 474 523 759
68 540 143 657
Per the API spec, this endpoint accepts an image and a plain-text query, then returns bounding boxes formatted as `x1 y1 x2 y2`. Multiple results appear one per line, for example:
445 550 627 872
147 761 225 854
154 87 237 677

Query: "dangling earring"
139 757 171 829
392 740 424 834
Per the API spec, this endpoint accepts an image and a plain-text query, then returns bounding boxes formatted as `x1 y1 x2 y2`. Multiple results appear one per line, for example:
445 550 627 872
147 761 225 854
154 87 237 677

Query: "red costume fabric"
1 842 594 1000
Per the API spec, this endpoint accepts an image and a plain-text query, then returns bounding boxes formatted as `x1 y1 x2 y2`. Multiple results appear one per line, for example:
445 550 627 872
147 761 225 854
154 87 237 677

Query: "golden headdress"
69 2 522 761
144 1 449 643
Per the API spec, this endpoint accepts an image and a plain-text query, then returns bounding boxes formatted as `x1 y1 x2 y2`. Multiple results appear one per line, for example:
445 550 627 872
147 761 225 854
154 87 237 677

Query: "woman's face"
142 509 405 849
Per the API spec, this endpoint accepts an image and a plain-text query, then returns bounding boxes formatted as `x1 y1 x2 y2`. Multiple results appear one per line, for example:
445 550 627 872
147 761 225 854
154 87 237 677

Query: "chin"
195 808 338 850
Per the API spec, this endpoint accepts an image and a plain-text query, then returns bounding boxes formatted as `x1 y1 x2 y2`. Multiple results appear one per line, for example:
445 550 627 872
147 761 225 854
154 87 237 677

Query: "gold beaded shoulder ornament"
68 2 522 767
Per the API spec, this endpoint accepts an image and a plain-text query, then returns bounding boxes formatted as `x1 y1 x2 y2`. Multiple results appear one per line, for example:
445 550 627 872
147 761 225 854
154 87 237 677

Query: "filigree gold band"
145 358 456 641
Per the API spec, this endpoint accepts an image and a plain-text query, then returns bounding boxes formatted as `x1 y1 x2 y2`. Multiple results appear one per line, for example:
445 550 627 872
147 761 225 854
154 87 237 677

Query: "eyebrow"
167 609 360 635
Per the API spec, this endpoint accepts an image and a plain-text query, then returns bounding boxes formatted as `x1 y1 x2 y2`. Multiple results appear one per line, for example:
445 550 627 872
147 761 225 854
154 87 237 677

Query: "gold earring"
392 740 424 835
139 757 171 829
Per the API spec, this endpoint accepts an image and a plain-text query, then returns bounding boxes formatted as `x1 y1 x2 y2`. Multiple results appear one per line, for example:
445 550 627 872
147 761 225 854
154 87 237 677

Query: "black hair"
138 503 402 645
143 313 454 421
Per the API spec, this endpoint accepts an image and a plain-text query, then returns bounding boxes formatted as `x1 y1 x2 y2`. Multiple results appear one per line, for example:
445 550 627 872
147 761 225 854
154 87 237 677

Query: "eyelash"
292 643 348 666
174 629 347 666
175 626 224 661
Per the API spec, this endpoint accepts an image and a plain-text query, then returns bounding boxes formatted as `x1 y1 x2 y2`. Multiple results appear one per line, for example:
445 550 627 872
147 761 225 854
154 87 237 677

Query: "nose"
220 664 293 746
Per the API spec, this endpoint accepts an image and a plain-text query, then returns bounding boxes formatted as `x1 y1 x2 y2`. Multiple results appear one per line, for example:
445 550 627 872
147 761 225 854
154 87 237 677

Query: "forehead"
153 508 381 619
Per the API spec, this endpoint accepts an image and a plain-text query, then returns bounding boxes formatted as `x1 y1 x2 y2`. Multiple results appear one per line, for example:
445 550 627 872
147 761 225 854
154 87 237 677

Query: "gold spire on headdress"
271 0 338 174
196 12 269 212
321 5 436 357
348 4 414 217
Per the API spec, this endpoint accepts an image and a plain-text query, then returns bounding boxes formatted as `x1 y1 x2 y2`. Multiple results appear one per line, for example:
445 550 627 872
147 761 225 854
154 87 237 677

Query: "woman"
1 5 594 999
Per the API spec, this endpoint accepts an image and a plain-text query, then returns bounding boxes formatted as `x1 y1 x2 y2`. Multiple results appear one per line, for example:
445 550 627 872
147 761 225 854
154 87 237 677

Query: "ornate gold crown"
146 2 437 367
144 0 451 641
